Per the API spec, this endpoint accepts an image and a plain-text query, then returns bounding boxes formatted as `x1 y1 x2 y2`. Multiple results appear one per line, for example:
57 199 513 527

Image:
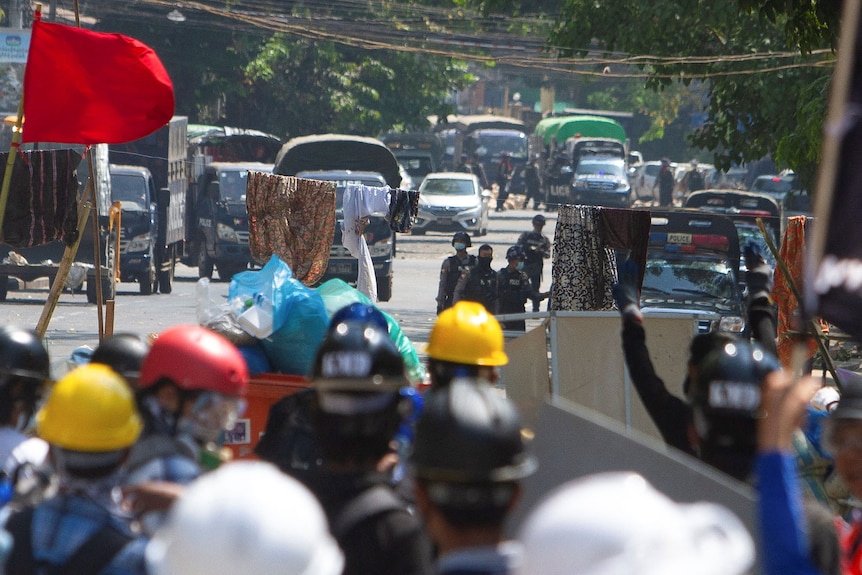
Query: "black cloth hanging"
0 149 81 248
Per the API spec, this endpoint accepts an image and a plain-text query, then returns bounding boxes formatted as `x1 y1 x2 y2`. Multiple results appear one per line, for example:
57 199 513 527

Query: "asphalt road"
0 204 555 376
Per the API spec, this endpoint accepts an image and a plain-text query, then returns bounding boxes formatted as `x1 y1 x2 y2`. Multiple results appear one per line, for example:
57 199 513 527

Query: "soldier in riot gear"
436 231 477 315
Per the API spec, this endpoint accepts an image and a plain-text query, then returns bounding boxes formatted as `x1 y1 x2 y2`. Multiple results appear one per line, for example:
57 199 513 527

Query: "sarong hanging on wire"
550 205 651 311
246 172 336 286
0 149 81 248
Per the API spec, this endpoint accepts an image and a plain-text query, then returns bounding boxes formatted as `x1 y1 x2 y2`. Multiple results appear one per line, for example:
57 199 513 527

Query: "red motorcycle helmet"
140 325 248 397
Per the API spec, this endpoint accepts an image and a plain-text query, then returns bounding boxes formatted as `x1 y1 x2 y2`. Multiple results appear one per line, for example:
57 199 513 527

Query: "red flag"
22 20 174 145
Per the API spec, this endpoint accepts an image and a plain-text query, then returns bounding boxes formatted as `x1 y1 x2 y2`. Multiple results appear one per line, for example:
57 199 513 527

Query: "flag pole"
0 54 27 237
805 0 861 312
756 218 840 386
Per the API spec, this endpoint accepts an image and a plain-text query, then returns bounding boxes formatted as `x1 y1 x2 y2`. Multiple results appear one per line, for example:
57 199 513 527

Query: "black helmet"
691 340 779 447
0 326 50 386
452 231 472 248
532 214 546 226
90 333 150 387
410 378 537 483
0 326 50 426
506 245 525 260
311 320 406 395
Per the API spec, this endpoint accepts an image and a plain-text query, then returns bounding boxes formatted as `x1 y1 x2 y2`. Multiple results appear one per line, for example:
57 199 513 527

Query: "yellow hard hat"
37 364 142 452
427 301 508 366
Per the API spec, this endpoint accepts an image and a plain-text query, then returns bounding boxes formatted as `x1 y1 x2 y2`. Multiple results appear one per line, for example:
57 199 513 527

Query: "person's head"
477 244 493 267
426 301 508 387
823 370 862 499
37 363 142 478
532 214 546 230
451 231 472 253
90 332 150 390
517 472 754 575
311 319 410 466
506 245 526 271
690 340 780 480
501 152 510 159
460 154 468 164
139 325 248 444
411 379 536 544
661 157 670 166
683 332 736 398
145 461 344 575
0 326 50 430
691 159 699 168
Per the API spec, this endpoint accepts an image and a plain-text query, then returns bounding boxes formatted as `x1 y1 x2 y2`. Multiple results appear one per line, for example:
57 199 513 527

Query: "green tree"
465 0 836 188
242 35 472 137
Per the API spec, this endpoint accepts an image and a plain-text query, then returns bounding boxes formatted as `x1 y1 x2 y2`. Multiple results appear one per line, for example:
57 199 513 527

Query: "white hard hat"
517 472 754 575
146 461 344 575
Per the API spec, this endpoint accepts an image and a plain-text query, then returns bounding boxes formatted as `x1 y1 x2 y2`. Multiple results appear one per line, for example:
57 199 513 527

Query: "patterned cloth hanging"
550 205 651 311
245 172 336 286
0 149 81 248
387 189 420 233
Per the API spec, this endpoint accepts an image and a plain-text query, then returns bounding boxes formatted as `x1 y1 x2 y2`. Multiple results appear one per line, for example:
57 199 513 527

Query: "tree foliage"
472 0 837 189
96 10 472 140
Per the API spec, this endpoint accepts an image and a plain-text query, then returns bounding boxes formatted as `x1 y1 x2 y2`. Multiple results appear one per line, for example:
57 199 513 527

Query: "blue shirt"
11 491 147 575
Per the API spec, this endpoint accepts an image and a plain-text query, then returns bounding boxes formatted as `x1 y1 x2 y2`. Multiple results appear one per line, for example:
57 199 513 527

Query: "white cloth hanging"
342 184 392 301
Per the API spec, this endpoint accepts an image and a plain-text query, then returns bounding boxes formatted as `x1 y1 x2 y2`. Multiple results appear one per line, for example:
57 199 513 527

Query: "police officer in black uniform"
436 231 477 315
454 244 498 313
497 246 547 332
411 378 537 575
517 214 552 312
307 318 433 575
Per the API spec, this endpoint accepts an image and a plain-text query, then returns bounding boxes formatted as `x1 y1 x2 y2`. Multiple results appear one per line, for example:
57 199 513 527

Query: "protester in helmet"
90 332 151 390
411 379 536 575
308 318 433 575
145 461 344 575
518 471 754 575
497 245 548 332
516 214 552 312
613 248 779 478
426 301 508 388
0 326 51 498
454 243 497 312
127 324 249 486
436 231 477 315
4 364 148 575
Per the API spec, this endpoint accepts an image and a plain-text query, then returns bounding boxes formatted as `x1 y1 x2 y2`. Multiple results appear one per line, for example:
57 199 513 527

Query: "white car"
412 172 492 236
632 160 677 199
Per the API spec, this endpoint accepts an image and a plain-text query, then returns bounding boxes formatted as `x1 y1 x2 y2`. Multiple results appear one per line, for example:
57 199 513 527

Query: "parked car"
570 156 632 207
641 209 746 335
412 172 491 236
750 173 799 199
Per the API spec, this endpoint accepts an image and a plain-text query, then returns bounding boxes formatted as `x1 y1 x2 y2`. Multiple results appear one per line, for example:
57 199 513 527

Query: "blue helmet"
329 303 389 333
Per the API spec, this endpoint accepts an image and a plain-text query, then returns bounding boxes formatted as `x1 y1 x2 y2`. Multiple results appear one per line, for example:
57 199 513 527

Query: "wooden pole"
756 218 840 386
36 174 94 337
88 151 104 341
0 95 24 236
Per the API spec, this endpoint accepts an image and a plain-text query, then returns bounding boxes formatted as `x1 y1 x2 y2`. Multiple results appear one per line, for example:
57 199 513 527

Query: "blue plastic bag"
230 256 329 376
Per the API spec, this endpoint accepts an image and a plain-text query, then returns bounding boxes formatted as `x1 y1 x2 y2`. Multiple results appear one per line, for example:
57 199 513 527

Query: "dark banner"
812 2 862 341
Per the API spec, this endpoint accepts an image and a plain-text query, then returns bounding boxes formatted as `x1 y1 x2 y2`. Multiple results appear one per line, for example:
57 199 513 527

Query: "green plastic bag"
316 279 427 384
